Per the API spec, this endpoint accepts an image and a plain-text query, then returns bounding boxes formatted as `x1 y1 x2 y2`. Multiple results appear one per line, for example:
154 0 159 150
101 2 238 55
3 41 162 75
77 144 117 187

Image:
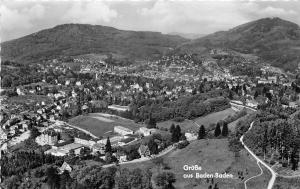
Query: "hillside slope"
1 24 188 63
179 17 300 71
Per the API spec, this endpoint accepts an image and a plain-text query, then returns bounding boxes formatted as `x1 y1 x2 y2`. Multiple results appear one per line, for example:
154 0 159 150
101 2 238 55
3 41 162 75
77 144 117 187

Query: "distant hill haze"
1 24 188 63
168 32 207 39
178 17 300 71
2 17 300 71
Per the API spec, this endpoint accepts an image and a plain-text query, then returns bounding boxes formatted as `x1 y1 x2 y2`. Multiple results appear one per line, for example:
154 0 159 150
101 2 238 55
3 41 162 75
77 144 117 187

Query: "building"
185 132 197 141
74 136 96 147
36 131 59 146
138 144 150 157
137 127 157 136
45 143 84 156
92 143 106 154
108 105 129 112
114 126 134 136
58 162 72 174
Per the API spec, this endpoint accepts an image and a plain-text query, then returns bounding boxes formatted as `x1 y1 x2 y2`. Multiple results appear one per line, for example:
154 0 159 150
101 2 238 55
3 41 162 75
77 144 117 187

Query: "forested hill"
1 24 188 63
178 17 300 71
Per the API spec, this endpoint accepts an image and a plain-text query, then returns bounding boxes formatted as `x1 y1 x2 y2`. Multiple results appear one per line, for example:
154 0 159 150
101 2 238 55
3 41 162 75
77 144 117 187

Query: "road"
240 121 277 189
102 145 175 168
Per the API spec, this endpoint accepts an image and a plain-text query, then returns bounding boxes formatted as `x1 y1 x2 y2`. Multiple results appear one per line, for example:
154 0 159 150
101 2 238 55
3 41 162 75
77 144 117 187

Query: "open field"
121 138 270 189
68 113 143 137
157 119 196 132
194 108 236 129
246 165 272 189
157 108 237 132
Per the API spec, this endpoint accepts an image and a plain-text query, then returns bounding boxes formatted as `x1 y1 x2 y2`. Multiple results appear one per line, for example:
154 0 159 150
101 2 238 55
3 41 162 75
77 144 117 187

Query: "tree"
148 138 159 155
155 172 176 189
171 125 182 143
175 125 182 141
105 137 112 153
198 125 206 139
214 122 221 137
59 170 72 189
2 75 12 87
46 166 60 189
170 124 175 133
146 113 157 129
221 122 229 137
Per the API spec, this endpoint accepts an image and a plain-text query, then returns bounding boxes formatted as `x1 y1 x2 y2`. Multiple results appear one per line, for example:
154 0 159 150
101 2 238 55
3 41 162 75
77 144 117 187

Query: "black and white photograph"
1 0 300 188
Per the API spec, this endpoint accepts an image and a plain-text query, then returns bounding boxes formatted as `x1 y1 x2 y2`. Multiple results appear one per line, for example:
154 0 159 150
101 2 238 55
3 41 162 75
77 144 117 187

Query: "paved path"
240 122 277 189
244 161 264 189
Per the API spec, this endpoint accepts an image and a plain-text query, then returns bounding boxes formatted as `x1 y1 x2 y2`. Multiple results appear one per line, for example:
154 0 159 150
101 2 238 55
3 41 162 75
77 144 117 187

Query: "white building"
114 126 134 136
137 127 157 136
36 133 58 146
108 105 129 112
74 137 96 147
45 143 84 156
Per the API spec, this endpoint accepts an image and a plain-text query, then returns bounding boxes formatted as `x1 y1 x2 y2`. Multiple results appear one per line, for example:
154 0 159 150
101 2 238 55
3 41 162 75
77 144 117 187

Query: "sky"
1 0 300 41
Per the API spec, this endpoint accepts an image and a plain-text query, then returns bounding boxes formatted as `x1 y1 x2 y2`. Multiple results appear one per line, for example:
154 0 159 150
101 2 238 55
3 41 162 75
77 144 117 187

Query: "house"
65 80 70 85
289 102 298 108
185 132 197 141
116 151 127 163
114 126 134 136
16 88 25 96
137 127 157 136
58 162 72 174
138 144 150 157
92 143 105 154
246 99 258 109
76 81 81 86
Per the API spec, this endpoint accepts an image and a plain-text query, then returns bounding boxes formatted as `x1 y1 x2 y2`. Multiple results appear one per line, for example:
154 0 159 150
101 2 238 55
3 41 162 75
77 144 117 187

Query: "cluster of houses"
40 123 160 163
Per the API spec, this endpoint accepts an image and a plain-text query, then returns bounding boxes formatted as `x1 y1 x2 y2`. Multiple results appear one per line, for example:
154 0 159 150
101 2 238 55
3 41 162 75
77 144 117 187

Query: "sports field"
69 113 142 137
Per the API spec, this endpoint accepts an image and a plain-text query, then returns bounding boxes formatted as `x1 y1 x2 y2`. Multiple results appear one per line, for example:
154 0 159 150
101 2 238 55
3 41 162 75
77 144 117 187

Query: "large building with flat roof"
45 143 84 156
114 126 134 136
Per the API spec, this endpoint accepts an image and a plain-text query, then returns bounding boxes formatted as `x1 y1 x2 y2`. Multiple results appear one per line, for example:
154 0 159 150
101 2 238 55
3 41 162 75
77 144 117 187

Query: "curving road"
240 121 277 189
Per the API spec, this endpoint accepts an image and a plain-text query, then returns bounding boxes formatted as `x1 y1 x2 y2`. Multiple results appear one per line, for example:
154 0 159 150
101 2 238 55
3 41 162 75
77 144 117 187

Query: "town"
1 48 300 188
1 3 300 188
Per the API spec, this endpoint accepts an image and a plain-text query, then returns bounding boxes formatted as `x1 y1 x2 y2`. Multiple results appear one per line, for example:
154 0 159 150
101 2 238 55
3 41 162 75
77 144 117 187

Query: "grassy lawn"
157 119 196 132
157 108 236 132
121 139 270 189
246 165 272 189
194 108 236 129
68 113 143 138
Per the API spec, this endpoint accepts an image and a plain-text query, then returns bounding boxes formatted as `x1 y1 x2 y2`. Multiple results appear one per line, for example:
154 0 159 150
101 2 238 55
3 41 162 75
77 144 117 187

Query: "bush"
177 140 189 149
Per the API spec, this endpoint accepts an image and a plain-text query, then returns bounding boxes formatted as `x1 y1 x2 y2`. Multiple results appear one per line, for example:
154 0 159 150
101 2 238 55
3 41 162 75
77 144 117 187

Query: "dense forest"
244 106 300 171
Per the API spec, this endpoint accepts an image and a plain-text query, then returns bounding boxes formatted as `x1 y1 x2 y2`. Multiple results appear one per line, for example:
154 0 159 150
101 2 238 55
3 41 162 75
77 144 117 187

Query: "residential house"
138 144 150 157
